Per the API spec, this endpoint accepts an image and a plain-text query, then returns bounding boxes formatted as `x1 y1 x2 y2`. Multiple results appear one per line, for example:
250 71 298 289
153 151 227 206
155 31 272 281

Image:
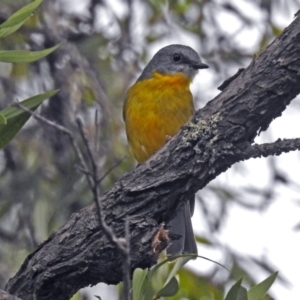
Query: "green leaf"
151 257 190 299
141 253 226 300
247 272 278 300
196 254 229 272
271 24 282 37
156 276 179 297
225 278 243 300
132 268 148 300
0 44 61 63
0 22 25 39
237 286 248 300
195 235 212 245
142 254 196 300
261 295 271 300
0 114 7 125
164 256 191 286
0 0 43 29
0 89 58 149
149 254 197 279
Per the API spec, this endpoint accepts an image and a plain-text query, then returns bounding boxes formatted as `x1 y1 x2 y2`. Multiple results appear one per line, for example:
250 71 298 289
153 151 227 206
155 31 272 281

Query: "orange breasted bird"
123 44 209 255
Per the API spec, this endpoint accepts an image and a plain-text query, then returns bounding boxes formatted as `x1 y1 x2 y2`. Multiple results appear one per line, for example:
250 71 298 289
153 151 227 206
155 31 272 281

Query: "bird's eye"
172 53 182 63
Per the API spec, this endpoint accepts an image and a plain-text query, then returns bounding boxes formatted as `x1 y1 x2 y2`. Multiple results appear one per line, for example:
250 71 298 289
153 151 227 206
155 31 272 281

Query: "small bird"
123 44 208 255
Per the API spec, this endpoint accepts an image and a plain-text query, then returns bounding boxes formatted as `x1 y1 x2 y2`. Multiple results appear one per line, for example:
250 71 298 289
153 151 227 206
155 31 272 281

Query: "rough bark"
5 13 300 300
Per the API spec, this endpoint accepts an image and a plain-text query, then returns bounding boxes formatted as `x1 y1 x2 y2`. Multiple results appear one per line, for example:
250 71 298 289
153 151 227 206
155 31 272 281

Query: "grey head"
138 44 208 81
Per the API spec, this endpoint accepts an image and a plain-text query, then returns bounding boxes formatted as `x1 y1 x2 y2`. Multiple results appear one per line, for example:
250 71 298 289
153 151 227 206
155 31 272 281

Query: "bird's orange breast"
123 72 195 163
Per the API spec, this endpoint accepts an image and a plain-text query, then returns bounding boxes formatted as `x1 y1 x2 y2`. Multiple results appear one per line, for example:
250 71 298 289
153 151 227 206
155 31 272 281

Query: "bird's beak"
191 62 209 69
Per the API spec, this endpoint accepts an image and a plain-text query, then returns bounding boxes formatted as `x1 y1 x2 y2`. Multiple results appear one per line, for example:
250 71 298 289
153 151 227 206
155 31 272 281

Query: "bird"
123 44 208 255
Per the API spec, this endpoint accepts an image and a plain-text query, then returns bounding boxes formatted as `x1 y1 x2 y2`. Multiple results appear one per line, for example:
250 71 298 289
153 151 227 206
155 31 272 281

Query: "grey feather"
167 197 198 256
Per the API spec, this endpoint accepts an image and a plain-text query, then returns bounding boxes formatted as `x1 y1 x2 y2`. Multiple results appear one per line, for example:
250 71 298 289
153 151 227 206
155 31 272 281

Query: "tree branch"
5 13 300 300
242 138 300 160
75 118 132 300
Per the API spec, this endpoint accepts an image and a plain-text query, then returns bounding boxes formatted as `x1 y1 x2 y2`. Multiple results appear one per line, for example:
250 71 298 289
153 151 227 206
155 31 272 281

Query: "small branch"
75 118 126 252
76 119 132 300
14 102 90 183
76 118 98 183
0 228 15 243
16 103 132 299
96 157 126 184
242 138 300 161
74 165 93 176
94 109 99 153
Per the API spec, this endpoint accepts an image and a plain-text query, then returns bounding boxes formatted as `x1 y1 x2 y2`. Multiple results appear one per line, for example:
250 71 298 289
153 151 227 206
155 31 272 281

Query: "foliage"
0 0 42 38
224 272 278 300
132 260 277 300
0 0 59 150
132 256 194 300
0 90 58 149
0 0 299 299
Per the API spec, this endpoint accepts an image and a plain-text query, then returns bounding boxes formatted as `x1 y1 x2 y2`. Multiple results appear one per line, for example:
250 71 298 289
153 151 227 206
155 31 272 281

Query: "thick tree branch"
5 14 300 300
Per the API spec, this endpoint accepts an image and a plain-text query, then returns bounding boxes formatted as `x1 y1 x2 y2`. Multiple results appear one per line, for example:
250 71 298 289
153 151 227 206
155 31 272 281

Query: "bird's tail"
167 199 197 256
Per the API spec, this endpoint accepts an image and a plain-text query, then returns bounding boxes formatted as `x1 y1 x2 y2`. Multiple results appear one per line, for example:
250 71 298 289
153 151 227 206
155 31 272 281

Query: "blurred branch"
4 11 300 300
0 228 15 243
13 102 89 176
0 290 22 300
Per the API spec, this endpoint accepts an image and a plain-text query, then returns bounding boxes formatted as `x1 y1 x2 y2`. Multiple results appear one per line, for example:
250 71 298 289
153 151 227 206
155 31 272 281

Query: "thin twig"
94 109 99 153
15 102 126 251
75 118 128 252
76 118 132 299
15 102 132 298
74 165 93 176
14 102 92 184
76 118 98 182
96 156 126 184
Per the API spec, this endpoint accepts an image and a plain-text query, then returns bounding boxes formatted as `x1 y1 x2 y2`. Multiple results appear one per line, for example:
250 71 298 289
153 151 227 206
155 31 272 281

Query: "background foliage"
0 0 299 299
